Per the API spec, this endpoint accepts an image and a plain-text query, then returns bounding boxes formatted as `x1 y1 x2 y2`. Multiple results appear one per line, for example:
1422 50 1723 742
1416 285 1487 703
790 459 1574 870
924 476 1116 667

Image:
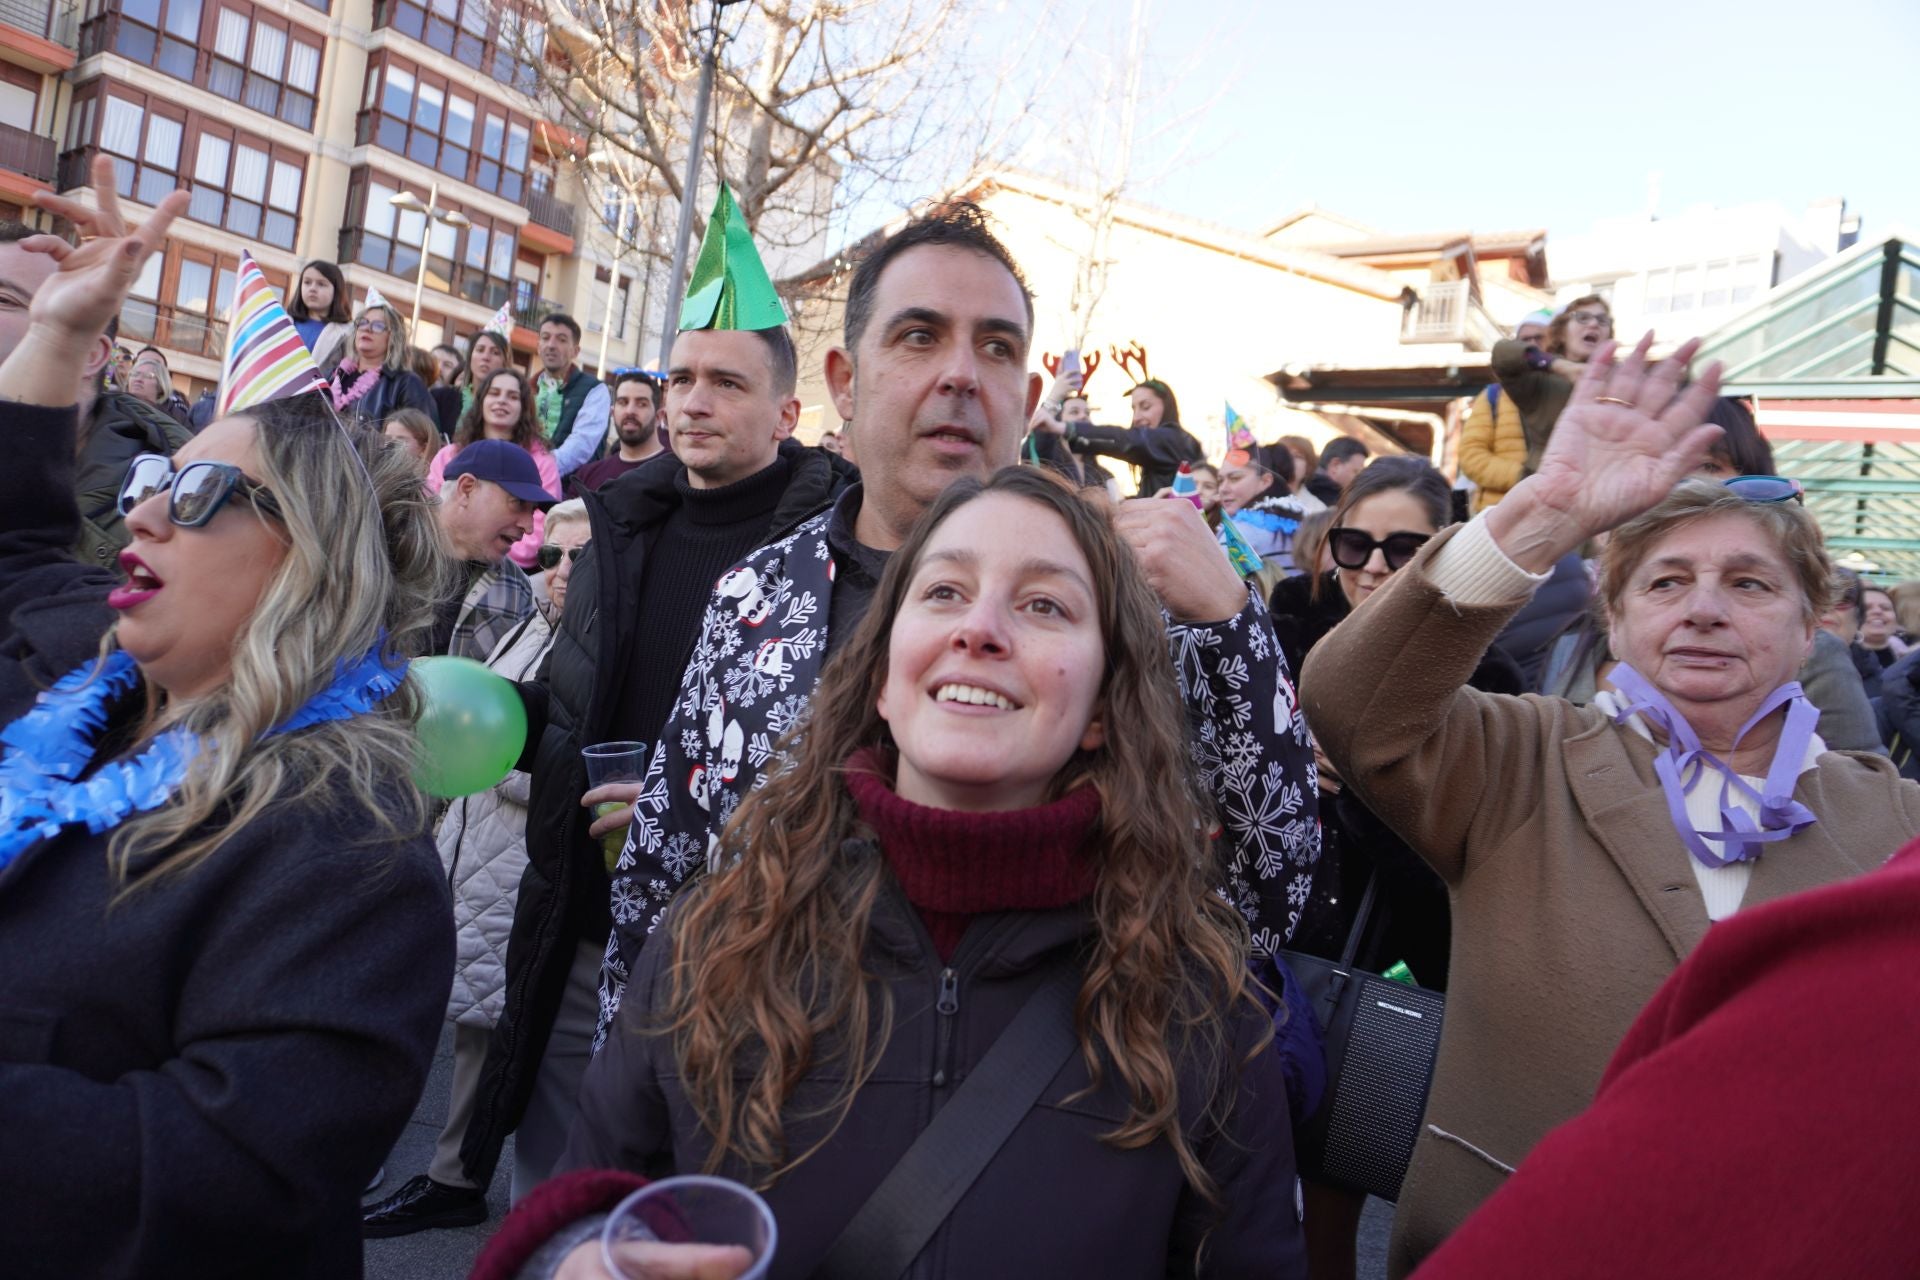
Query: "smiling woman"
1301 336 1920 1274
509 465 1308 1280
0 158 458 1276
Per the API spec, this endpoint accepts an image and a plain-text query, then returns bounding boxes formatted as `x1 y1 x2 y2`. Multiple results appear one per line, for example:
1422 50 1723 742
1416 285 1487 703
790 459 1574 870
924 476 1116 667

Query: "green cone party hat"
678 184 789 332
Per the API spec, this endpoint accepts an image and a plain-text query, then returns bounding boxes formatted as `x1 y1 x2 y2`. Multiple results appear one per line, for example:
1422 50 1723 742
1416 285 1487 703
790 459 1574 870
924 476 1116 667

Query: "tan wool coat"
1301 527 1920 1278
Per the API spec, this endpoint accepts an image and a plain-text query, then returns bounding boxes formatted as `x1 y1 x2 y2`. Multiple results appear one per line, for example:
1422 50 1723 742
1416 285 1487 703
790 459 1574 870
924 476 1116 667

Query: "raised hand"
1484 333 1724 573
27 154 188 343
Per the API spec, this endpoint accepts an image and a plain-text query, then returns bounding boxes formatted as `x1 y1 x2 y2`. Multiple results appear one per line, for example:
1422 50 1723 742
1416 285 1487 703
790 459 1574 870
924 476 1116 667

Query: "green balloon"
411 655 528 797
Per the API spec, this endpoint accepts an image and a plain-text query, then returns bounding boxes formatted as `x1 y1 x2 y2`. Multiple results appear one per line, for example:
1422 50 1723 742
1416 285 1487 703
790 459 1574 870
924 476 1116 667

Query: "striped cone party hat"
217 252 328 416
487 299 516 336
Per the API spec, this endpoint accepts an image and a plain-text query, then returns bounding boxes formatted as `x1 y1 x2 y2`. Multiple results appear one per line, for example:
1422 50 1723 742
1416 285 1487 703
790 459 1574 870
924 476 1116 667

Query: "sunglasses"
354 318 390 333
536 543 587 571
119 453 283 528
1724 474 1803 505
1328 527 1431 572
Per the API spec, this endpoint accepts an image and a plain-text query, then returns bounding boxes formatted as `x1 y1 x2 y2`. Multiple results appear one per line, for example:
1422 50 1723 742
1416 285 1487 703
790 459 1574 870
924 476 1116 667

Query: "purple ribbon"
1606 664 1820 869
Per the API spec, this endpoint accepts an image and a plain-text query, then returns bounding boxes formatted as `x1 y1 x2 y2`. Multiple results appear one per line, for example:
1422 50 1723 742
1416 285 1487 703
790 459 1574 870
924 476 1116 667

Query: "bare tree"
529 0 1057 278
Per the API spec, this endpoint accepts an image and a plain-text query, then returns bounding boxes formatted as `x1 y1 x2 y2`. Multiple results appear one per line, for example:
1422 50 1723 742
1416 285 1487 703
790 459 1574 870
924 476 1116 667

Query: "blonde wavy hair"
351 302 413 374
658 466 1265 1201
107 395 455 890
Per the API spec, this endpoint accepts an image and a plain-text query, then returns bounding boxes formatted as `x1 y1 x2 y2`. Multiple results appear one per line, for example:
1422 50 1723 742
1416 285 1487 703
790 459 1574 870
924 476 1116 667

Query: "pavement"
362 1025 1395 1279
363 1024 513 1280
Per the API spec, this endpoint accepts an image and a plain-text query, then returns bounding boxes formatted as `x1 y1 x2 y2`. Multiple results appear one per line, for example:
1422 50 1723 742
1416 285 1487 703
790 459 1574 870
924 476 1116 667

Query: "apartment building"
14 0 648 395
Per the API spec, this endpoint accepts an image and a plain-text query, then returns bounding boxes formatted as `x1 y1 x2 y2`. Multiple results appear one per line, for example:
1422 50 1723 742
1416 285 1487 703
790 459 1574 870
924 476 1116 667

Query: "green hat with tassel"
678 183 789 332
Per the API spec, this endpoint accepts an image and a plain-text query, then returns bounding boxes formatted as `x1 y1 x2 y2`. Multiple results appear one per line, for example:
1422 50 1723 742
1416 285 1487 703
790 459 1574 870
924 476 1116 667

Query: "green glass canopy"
1696 233 1920 581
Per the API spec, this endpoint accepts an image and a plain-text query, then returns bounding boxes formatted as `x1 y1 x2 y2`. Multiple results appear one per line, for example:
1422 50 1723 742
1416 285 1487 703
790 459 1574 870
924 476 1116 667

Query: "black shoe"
362 1174 488 1238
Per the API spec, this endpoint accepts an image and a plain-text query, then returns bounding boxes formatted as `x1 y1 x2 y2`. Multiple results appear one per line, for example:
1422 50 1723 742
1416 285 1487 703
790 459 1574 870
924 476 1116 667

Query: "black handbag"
1282 873 1446 1203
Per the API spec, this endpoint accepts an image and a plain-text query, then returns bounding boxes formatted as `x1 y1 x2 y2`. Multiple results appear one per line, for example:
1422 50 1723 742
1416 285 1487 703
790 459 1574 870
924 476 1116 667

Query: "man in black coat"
363 316 852 1235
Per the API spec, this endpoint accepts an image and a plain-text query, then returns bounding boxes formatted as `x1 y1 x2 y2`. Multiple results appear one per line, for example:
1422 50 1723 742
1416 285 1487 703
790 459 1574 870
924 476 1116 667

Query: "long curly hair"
658 465 1262 1197
453 367 541 452
107 394 455 889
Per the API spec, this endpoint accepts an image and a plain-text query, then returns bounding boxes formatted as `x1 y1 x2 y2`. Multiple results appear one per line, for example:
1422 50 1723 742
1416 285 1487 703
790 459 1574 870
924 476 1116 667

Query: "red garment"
1412 838 1920 1280
469 1168 649 1280
843 748 1099 960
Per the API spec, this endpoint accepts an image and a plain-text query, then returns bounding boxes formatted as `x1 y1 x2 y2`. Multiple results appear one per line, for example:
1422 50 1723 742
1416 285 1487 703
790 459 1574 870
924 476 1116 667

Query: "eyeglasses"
536 543 587 571
1566 310 1612 329
354 318 390 333
1328 527 1431 572
1724 475 1804 505
118 453 283 527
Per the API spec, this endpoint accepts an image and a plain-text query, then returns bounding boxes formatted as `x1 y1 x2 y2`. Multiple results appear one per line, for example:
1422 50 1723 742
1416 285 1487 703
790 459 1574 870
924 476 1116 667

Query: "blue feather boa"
0 644 407 872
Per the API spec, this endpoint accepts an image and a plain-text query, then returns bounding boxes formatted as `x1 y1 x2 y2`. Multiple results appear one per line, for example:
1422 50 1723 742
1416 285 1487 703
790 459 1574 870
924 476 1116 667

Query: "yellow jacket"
1458 386 1526 511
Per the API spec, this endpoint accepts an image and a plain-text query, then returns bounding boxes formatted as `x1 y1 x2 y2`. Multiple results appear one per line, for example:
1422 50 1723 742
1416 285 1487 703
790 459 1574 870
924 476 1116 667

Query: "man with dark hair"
567 373 664 495
376 187 854 1236
533 313 609 481
600 200 1319 1037
0 220 191 565
1310 436 1369 505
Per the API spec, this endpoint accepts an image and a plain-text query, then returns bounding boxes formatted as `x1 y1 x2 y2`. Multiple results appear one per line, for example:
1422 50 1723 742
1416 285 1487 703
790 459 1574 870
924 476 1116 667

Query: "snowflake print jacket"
601 509 1321 1034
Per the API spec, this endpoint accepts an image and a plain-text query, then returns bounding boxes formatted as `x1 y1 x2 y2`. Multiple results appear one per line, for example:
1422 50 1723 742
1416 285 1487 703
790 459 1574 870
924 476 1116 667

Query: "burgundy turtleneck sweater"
843 748 1101 961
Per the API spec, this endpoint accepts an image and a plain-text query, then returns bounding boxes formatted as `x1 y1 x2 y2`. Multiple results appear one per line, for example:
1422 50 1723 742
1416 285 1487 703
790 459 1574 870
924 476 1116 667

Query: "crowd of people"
3 156 1919 1280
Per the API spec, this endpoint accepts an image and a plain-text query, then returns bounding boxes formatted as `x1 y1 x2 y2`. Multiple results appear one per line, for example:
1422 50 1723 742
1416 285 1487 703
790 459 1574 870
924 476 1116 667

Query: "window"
1670 264 1697 312
1701 259 1732 310
1643 267 1671 316
95 93 184 206
587 270 631 338
186 124 303 249
339 169 518 309
360 55 533 199
89 0 319 129
377 0 542 86
206 7 321 129
121 251 164 344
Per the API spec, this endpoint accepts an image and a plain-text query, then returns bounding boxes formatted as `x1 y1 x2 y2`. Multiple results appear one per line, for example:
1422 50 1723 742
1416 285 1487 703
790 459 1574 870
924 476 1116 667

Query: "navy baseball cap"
442 439 559 505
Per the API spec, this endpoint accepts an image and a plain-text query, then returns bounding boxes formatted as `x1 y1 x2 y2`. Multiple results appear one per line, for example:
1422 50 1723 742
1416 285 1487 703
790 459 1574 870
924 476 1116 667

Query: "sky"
948 0 1920 247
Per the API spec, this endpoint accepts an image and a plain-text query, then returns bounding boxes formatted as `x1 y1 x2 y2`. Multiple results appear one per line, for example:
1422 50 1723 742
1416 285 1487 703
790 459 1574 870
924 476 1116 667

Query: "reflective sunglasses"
1723 474 1803 505
536 543 587 571
1328 527 1431 572
118 453 284 528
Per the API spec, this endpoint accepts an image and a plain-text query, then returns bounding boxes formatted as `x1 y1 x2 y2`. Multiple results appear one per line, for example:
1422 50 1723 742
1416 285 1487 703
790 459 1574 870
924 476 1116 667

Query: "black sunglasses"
1328 527 1431 572
119 453 283 528
1723 474 1803 505
536 543 587 571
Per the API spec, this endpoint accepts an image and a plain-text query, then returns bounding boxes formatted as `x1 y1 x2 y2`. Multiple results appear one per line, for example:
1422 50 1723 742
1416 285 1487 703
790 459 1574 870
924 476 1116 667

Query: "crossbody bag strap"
818 964 1081 1280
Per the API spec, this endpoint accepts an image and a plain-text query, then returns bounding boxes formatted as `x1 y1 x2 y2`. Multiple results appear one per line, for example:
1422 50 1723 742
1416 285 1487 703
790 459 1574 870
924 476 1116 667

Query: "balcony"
1399 280 1506 351
522 185 576 255
527 186 575 239
0 120 54 184
0 0 78 69
512 283 562 333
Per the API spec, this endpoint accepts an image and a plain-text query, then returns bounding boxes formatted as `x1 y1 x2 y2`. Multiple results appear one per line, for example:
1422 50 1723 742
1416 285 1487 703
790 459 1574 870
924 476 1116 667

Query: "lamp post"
658 0 746 370
389 183 471 338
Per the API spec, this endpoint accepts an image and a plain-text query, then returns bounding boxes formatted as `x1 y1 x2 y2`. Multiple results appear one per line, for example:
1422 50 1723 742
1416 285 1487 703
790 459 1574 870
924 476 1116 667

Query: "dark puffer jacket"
459 440 850 1185
559 861 1307 1280
73 390 194 568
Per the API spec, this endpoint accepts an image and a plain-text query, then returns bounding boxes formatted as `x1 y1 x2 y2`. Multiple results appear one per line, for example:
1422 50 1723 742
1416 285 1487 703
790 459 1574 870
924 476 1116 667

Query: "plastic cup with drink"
600 1175 777 1280
582 740 649 873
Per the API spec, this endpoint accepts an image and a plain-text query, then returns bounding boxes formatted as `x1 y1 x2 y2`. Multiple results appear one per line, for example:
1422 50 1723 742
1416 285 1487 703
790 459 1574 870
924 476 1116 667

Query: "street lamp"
659 0 748 369
389 184 471 336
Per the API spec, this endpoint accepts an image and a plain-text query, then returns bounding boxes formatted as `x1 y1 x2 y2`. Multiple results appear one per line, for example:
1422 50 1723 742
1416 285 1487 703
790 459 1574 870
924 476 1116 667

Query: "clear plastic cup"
600 1175 778 1280
583 741 649 870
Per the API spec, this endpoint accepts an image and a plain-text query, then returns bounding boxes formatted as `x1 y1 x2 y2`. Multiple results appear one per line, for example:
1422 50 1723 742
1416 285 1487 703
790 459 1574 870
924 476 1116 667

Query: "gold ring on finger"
1595 396 1633 406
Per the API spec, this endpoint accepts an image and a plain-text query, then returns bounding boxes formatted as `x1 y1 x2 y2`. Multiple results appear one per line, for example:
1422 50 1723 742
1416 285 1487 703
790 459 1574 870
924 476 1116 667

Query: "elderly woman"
0 160 455 1274
323 299 434 427
1302 335 1920 1277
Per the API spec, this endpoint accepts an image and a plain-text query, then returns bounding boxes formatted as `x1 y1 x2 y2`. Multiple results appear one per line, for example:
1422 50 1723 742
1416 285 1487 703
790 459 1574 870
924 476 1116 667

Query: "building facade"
18 0 652 396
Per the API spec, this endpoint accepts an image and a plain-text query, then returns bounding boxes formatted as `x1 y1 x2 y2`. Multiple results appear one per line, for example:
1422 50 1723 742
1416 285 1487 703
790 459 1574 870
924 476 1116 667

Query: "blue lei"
0 645 407 872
